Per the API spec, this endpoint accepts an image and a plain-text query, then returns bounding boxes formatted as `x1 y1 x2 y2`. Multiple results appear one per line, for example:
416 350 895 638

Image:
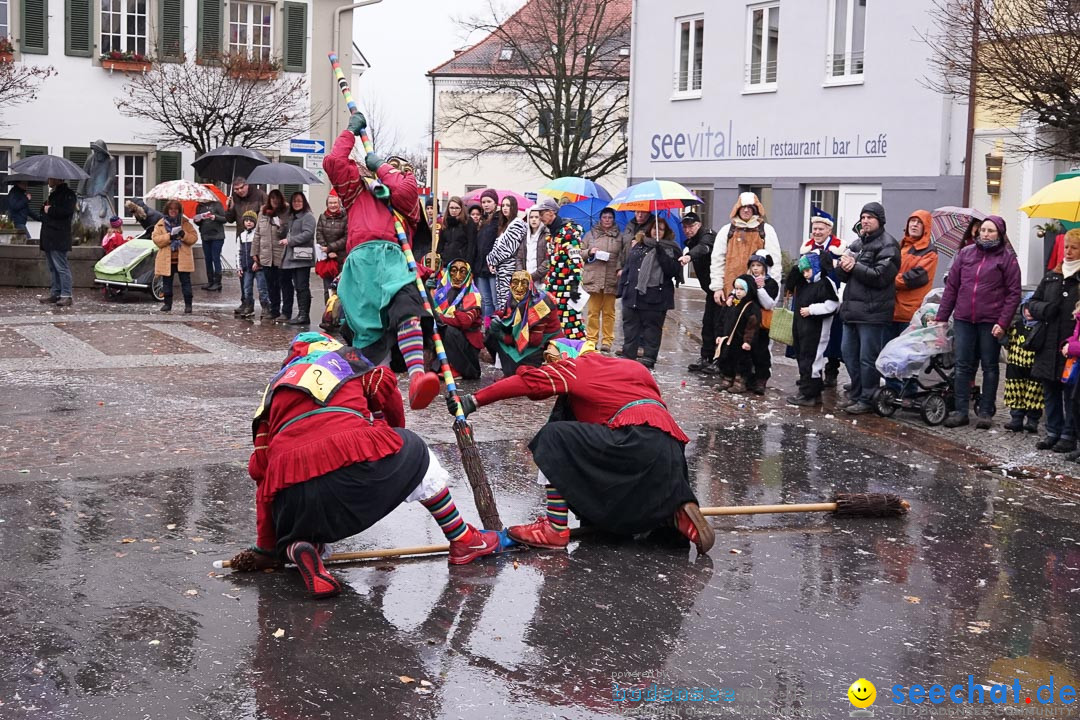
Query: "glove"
425 276 437 290
372 183 390 201
569 291 581 303
365 152 384 173
347 112 367 135
446 392 476 418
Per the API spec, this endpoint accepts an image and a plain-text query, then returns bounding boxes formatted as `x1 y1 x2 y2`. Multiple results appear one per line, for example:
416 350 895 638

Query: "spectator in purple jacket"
935 216 1022 429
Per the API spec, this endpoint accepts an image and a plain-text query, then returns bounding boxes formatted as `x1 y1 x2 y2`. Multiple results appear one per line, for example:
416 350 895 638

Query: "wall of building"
628 0 966 258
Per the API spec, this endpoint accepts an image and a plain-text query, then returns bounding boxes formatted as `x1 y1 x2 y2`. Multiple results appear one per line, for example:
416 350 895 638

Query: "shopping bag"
769 303 795 346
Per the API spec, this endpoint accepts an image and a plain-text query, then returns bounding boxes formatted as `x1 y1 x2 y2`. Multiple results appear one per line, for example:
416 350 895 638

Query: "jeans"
842 322 889 402
45 250 73 298
585 290 617 347
952 320 1000 418
1043 381 1075 440
239 242 255 304
621 305 665 362
202 238 224 277
256 266 281 316
475 275 497 318
162 267 192 303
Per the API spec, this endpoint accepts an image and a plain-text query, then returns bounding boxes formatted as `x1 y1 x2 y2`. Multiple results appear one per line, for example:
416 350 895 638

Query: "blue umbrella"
560 198 610 234
614 208 686 248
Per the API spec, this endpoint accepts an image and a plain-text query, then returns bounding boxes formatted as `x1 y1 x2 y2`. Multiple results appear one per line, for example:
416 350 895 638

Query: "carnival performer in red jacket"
483 270 564 377
233 332 500 599
451 339 715 554
431 258 484 380
322 112 441 410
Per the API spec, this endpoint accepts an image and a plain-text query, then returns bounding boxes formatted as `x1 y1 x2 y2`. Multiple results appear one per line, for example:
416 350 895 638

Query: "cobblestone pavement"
2 282 1080 720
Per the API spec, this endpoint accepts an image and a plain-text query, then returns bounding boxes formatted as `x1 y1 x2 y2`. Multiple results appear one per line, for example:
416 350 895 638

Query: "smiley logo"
848 679 876 708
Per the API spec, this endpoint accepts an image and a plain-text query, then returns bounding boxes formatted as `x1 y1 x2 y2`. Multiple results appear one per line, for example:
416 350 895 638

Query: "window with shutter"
282 2 306 73
21 145 48 210
63 146 92 176
538 109 552 138
22 0 48 54
158 0 184 61
65 0 92 57
197 0 223 63
279 156 305 199
155 150 182 211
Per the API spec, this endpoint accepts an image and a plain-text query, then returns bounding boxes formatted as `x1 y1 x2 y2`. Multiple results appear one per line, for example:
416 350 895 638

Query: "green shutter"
63 146 92 172
282 2 307 73
279 155 304 199
197 0 223 63
581 110 592 140
20 146 48 211
156 150 182 183
65 0 92 57
22 0 49 54
159 0 185 62
538 110 552 138
155 150 182 211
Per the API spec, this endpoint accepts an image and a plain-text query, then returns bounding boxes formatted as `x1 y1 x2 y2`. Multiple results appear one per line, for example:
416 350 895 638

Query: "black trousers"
700 292 719 360
622 306 666 362
484 329 543 377
749 328 772 383
279 267 311 319
162 267 192 303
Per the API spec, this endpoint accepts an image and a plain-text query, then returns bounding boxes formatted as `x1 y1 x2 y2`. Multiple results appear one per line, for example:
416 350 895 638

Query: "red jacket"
473 353 689 443
322 130 420 253
248 366 405 550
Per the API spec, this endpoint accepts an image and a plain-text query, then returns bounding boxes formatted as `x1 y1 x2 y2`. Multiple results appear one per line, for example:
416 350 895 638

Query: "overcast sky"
349 0 523 151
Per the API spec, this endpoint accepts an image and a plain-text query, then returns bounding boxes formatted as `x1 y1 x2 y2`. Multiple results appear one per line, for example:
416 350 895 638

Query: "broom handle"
702 503 837 516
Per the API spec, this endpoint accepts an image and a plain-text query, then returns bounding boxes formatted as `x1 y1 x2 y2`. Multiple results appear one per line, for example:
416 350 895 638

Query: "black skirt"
272 428 430 552
436 324 481 379
528 423 696 535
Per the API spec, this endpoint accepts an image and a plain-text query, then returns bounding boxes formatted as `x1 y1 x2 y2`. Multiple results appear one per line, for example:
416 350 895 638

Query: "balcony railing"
826 50 864 78
672 69 703 94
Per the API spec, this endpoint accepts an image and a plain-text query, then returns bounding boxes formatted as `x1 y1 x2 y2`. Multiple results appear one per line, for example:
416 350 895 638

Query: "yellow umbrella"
1020 176 1080 222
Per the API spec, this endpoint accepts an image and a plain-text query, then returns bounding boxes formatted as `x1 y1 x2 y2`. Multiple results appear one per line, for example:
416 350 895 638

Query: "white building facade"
629 0 968 260
1 0 366 242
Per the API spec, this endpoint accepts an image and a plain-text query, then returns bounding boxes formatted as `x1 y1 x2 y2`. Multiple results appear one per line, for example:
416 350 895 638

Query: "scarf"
501 279 555 353
433 261 482 318
975 237 1001 250
163 214 183 251
732 216 762 230
634 236 679 295
1063 258 1080 279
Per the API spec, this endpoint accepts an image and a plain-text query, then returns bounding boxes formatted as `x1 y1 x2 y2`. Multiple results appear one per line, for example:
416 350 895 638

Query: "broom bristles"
831 493 910 518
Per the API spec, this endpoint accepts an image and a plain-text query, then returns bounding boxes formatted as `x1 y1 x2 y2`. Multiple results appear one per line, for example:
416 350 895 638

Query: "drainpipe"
430 75 437 179
962 0 980 206
331 0 383 139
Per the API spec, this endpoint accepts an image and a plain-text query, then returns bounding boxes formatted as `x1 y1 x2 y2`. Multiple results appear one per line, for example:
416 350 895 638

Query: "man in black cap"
680 212 719 372
835 201 900 414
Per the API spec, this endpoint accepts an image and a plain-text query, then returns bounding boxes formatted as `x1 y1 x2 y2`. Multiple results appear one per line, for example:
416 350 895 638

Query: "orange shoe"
287 541 342 599
508 516 570 550
448 526 500 565
674 502 714 554
409 371 441 410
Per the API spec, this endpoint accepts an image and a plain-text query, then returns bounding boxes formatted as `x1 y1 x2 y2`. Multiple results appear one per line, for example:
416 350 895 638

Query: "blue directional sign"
289 139 326 154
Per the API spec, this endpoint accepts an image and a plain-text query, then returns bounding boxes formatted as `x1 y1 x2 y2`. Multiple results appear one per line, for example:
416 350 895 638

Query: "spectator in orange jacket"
893 210 938 335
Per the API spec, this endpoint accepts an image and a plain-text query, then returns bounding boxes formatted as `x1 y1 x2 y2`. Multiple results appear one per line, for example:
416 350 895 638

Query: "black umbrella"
191 146 270 184
8 154 90 181
1 173 46 185
245 162 323 186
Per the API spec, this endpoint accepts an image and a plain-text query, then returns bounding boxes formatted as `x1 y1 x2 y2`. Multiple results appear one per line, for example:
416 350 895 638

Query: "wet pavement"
1 282 1080 719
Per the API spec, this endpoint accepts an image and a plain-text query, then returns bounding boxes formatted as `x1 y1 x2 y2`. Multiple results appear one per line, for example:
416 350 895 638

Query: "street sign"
303 154 326 182
289 139 326 154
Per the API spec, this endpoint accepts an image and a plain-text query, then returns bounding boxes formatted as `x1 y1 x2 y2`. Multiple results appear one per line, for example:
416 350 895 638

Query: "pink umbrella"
461 188 535 210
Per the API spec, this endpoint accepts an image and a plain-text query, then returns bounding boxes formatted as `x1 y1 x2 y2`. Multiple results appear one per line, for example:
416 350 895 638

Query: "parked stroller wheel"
105 286 125 300
921 393 948 426
873 388 898 417
150 275 165 301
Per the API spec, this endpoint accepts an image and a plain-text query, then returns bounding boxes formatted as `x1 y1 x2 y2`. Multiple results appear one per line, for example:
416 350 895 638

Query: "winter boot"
239 303 255 319
286 541 341 599
206 272 222 292
183 299 193 315
1024 414 1040 433
674 502 715 554
507 516 570 550
688 357 711 372
718 376 734 391
160 297 173 313
729 376 748 394
233 300 247 316
749 379 767 395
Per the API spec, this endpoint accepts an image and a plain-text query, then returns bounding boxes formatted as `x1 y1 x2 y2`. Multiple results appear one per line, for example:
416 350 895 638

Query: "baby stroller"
93 237 164 301
871 298 980 426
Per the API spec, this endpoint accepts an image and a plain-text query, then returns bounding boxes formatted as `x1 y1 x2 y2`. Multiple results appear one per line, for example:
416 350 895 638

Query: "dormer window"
498 46 513 61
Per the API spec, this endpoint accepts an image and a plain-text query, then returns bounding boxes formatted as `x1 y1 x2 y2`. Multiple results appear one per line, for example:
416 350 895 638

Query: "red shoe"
508 516 569 550
409 371 441 410
674 502 715 554
287 541 342 599
448 526 500 565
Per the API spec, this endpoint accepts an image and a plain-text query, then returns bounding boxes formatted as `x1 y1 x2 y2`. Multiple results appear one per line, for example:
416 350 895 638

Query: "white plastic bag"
876 323 952 379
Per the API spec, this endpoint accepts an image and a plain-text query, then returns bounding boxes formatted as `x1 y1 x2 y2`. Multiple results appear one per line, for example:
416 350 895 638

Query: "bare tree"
114 53 326 155
0 62 56 124
923 0 1080 160
394 145 430 187
354 94 403 158
437 0 630 180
